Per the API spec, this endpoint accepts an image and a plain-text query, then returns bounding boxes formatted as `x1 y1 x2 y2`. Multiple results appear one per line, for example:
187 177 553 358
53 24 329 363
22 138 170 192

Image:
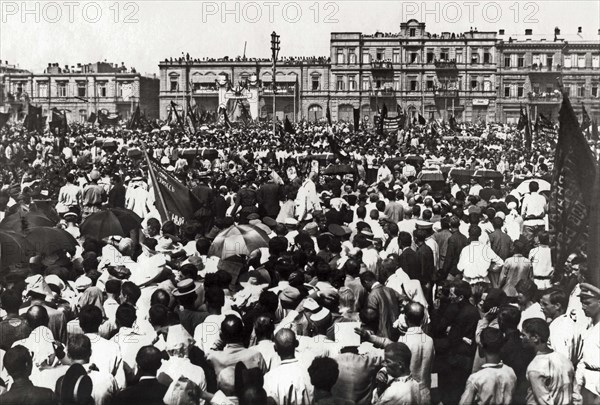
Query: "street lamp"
270 31 280 136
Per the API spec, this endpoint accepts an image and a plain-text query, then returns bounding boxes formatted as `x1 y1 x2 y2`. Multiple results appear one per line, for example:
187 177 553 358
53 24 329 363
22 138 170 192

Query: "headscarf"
77 286 105 317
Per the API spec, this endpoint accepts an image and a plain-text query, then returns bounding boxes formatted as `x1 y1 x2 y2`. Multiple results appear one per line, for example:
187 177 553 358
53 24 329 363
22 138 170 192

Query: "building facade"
1 62 160 123
160 20 599 124
0 61 30 112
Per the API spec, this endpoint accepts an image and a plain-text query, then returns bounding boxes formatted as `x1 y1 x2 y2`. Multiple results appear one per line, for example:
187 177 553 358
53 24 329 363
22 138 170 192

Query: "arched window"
337 104 354 122
308 104 323 121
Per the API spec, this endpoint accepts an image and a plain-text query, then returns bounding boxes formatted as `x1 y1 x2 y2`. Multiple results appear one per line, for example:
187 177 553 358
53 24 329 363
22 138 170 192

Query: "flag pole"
141 141 168 223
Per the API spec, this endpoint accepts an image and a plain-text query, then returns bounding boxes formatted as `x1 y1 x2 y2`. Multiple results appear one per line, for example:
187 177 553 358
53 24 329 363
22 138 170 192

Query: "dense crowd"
0 117 598 405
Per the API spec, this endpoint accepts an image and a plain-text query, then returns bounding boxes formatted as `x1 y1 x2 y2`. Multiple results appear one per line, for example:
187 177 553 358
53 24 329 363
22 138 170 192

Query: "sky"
1 0 599 75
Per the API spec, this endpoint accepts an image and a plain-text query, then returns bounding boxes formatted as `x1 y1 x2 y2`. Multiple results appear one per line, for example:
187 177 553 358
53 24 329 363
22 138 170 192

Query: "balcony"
262 84 297 95
434 60 458 72
433 88 459 98
370 60 394 71
528 92 562 104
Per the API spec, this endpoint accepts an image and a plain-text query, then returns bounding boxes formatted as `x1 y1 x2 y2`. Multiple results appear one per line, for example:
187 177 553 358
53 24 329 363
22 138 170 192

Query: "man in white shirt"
520 181 547 244
540 289 577 363
457 226 504 285
264 328 313 405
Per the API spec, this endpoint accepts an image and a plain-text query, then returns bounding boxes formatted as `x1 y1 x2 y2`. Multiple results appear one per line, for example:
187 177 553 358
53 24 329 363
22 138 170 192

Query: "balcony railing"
371 60 394 70
528 92 562 103
529 64 563 73
433 88 459 98
434 60 458 70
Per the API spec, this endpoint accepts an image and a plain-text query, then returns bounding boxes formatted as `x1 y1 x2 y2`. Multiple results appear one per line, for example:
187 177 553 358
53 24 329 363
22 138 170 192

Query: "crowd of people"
0 116 598 405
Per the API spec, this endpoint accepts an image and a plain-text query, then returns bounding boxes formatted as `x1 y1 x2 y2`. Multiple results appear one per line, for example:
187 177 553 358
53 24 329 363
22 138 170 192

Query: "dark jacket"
0 378 58 405
442 230 469 277
113 378 168 405
415 243 435 284
398 247 420 281
257 182 281 217
108 183 126 209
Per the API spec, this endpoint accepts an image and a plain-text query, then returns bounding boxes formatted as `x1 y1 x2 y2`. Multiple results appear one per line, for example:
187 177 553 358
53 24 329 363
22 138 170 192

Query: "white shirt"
521 192 547 226
194 314 225 353
548 314 576 362
264 358 314 405
529 245 553 289
386 268 411 295
85 332 126 389
576 322 600 396
457 242 504 284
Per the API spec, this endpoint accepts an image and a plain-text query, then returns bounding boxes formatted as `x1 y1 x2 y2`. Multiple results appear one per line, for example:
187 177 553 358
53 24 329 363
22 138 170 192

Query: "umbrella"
181 148 219 160
208 224 270 259
448 168 475 185
0 230 33 270
323 164 355 175
405 155 425 168
0 212 55 233
473 169 503 182
516 178 551 194
80 208 142 240
25 227 78 255
127 148 143 158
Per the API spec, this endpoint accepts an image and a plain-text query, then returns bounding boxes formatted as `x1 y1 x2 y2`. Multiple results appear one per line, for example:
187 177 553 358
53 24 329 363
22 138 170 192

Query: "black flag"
128 106 141 130
284 116 295 134
0 112 9 128
517 106 526 131
592 120 599 142
353 108 360 132
549 93 599 284
418 113 426 125
449 115 458 131
326 100 332 126
581 104 591 130
524 109 532 150
327 134 349 162
87 112 97 124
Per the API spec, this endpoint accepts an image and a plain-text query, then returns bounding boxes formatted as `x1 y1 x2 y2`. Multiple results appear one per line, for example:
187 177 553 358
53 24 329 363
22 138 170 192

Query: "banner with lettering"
146 156 202 226
548 94 598 279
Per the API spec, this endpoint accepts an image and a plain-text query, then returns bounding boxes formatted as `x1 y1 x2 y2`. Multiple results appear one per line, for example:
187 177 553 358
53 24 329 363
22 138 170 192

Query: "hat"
415 220 433 230
507 202 517 210
279 287 302 309
63 211 79 221
328 224 345 237
172 279 196 297
495 211 506 220
74 275 93 291
579 283 600 299
160 156 170 165
310 307 332 326
155 236 178 253
56 364 93 405
25 274 53 300
303 297 320 312
89 170 101 181
107 265 131 280
263 217 277 228
44 274 65 292
247 213 260 221
165 324 195 353
130 255 166 286
303 222 319 236
284 218 298 227
117 237 134 254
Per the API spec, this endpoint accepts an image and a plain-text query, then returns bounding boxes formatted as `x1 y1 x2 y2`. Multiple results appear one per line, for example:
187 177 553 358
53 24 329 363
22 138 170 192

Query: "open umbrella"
417 169 444 182
80 208 142 240
473 169 503 182
25 227 78 255
0 230 33 270
0 212 55 233
516 178 551 194
208 224 270 259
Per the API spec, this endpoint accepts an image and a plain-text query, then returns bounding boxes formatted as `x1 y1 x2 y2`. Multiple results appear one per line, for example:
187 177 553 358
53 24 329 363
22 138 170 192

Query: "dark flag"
327 134 349 161
592 120 599 142
284 116 295 134
326 100 332 126
449 114 458 131
0 112 9 128
87 112 96 124
50 108 69 134
587 162 600 287
170 101 185 130
25 105 43 132
581 104 591 130
524 110 532 150
37 115 47 132
549 94 599 283
144 146 202 226
353 108 360 132
418 113 426 125
377 104 388 135
539 113 553 128
127 106 141 130
517 106 526 131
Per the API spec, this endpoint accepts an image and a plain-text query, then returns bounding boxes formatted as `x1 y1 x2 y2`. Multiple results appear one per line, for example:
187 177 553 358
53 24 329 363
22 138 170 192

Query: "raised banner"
146 153 202 226
548 94 599 278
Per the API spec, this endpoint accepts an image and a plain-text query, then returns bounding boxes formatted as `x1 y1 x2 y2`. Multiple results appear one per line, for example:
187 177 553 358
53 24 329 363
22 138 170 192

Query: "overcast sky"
1 0 598 75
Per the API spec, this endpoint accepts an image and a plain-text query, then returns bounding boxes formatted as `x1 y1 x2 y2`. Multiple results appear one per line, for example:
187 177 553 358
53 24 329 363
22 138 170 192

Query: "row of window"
504 54 600 68
13 82 132 98
502 84 599 98
333 76 493 91
335 47 493 65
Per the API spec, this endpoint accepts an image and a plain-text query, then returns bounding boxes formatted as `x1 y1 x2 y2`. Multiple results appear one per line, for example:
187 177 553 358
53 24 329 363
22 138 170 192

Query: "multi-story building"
0 60 30 112
158 20 600 124
497 27 600 123
2 61 160 123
